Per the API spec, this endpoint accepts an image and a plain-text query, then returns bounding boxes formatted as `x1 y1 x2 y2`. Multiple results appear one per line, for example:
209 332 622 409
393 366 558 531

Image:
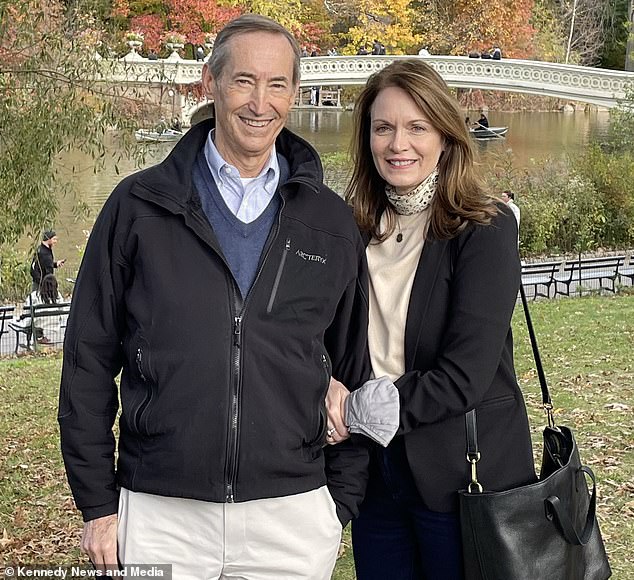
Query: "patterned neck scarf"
385 168 438 215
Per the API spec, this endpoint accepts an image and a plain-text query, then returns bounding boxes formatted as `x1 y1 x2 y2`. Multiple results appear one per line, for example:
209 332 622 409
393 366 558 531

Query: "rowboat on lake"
469 126 508 139
135 128 184 143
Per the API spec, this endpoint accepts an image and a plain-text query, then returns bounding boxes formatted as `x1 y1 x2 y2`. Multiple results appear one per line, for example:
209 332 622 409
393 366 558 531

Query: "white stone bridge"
100 54 634 124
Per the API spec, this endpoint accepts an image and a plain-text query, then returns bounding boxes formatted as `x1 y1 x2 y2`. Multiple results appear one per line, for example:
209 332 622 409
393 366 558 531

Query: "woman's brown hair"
345 59 497 241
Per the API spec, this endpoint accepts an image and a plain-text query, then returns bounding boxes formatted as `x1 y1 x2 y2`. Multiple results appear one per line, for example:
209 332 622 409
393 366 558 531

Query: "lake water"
42 109 611 276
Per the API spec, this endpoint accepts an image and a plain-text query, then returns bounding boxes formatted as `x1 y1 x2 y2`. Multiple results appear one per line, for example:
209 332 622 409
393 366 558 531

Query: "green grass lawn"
1 295 633 577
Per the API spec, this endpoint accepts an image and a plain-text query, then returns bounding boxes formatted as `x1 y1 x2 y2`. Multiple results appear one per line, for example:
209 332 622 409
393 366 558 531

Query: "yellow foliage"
339 0 420 54
242 0 303 31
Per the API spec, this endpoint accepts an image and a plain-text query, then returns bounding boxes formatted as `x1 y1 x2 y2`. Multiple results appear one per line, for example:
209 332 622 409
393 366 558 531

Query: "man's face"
501 192 510 203
46 235 58 247
202 31 297 176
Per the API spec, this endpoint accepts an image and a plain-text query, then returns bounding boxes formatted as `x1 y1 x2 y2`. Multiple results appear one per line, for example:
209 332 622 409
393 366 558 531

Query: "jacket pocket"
130 341 157 436
477 393 515 411
266 238 291 314
307 351 332 449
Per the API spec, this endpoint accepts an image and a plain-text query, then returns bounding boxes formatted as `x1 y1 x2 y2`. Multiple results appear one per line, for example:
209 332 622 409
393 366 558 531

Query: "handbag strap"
544 466 598 546
518 284 552 411
465 283 555 492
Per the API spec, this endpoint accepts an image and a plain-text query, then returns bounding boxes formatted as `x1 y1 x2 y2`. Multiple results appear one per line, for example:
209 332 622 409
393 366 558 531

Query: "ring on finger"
327 427 336 437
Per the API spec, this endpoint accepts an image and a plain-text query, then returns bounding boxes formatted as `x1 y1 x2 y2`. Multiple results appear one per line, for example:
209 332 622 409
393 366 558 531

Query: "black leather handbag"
458 285 611 580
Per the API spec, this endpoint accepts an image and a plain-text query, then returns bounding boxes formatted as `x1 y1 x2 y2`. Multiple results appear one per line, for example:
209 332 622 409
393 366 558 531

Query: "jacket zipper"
134 347 154 434
321 353 330 386
266 238 291 313
225 197 287 502
315 353 331 446
226 298 242 503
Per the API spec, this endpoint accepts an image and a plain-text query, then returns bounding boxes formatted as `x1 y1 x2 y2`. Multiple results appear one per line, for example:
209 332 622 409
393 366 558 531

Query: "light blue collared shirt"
204 130 280 224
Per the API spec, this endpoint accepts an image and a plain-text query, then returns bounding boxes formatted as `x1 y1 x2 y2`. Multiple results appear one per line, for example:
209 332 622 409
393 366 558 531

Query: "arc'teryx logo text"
295 249 327 265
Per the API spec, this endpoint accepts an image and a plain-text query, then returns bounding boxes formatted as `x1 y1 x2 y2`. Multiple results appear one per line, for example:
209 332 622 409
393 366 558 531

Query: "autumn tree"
111 0 242 50
242 0 301 32
290 0 331 52
414 0 536 58
529 0 568 63
339 0 420 54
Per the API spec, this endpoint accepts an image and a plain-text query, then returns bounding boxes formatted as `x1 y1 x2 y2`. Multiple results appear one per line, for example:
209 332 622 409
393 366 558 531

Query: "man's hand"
81 514 118 571
325 377 350 444
56 259 66 267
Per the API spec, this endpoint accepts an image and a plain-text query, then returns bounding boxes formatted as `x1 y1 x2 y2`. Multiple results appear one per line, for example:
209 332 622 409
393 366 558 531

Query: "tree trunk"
625 0 634 71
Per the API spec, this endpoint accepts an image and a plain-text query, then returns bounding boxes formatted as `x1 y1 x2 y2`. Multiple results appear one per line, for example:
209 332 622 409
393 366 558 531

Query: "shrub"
485 153 606 256
0 248 31 303
576 145 634 247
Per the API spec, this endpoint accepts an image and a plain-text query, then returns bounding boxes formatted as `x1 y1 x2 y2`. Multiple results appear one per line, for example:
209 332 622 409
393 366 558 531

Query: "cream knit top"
366 209 430 382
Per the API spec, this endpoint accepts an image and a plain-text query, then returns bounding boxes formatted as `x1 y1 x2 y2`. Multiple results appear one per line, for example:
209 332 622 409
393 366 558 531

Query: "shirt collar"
204 129 279 193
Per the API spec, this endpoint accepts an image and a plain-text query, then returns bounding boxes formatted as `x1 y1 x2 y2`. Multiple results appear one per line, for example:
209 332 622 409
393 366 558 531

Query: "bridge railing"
298 56 634 108
97 54 634 109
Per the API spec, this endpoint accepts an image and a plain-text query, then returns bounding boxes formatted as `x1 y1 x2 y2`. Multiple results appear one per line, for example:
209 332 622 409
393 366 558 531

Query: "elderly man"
59 14 370 579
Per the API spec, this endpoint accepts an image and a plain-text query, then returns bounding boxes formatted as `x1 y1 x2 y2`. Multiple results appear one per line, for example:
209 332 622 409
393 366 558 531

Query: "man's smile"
239 117 275 128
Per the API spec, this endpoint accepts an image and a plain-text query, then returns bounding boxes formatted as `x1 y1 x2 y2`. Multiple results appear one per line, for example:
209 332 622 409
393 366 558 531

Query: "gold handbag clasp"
467 452 483 493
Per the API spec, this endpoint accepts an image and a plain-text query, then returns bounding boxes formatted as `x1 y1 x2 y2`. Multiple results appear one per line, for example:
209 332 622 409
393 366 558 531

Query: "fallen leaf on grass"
604 402 630 411
0 529 12 548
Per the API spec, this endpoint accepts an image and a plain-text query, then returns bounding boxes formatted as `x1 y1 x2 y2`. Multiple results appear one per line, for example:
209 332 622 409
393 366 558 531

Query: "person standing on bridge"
59 14 374 578
331 59 535 579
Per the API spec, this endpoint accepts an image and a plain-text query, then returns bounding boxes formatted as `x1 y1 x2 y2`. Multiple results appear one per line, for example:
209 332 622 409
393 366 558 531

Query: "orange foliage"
170 0 243 44
129 14 165 51
111 0 130 19
449 0 536 58
113 0 242 48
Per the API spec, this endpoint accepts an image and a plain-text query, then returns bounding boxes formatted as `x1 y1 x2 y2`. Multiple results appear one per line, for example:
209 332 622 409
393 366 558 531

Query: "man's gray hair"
207 14 301 87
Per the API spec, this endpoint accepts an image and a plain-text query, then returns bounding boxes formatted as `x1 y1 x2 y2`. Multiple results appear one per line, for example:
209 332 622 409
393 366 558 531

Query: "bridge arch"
102 54 634 115
297 56 633 109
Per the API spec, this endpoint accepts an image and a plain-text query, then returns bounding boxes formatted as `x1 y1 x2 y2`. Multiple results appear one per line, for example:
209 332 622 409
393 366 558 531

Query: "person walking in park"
31 229 65 291
59 14 371 578
331 59 535 579
502 190 520 229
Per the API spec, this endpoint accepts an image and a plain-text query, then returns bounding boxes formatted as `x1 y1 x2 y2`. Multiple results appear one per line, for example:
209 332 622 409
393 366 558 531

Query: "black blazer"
369 206 536 512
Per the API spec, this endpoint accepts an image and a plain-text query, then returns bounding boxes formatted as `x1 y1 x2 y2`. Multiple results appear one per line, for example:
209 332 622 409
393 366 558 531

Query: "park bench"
553 255 624 297
521 253 633 299
520 261 559 300
1 305 16 342
8 302 71 354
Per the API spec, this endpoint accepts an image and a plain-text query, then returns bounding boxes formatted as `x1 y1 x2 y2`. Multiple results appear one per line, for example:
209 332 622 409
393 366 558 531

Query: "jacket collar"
131 118 323 210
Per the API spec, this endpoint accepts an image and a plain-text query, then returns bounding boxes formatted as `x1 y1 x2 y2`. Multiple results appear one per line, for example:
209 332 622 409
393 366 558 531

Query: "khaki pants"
118 486 342 580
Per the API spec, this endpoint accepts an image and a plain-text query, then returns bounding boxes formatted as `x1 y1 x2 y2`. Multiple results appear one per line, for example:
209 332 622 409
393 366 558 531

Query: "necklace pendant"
396 233 403 243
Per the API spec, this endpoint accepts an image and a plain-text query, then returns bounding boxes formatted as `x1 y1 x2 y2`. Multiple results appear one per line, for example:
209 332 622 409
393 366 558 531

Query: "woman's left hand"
325 377 350 444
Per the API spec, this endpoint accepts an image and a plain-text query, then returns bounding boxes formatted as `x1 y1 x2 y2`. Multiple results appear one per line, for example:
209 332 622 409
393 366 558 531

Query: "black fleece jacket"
58 120 370 525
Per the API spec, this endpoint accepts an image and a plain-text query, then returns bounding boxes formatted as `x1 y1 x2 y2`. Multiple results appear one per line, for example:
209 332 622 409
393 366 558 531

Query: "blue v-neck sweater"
192 151 289 297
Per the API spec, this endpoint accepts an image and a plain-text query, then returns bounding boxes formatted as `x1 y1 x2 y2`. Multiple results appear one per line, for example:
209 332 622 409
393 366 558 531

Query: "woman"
341 60 536 578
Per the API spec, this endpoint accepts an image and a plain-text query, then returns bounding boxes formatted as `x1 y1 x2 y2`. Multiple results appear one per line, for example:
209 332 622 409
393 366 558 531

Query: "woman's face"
370 86 444 195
